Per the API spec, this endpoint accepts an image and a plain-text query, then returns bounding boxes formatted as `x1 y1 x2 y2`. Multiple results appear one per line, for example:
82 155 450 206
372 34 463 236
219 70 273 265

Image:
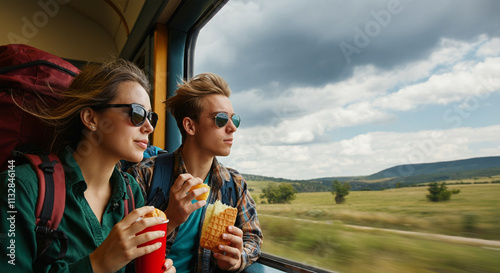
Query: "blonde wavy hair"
23 58 150 153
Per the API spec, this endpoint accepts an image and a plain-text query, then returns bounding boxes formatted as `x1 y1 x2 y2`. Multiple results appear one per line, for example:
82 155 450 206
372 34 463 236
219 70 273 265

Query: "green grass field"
248 182 500 273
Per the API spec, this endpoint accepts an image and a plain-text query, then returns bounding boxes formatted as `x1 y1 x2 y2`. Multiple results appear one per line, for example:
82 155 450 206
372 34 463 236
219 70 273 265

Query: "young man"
128 73 263 273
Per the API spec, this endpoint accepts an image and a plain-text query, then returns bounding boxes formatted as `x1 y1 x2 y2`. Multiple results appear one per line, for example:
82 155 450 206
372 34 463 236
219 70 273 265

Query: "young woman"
0 59 175 273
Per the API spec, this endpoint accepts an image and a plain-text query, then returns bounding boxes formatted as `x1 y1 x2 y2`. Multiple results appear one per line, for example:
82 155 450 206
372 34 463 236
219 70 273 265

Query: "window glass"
195 1 500 272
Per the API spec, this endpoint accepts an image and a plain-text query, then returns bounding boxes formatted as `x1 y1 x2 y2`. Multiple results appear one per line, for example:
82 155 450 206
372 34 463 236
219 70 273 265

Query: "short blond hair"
166 73 231 142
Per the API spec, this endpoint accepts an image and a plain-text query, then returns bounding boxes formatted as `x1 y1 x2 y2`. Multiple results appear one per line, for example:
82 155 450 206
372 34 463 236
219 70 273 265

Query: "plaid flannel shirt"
128 147 263 273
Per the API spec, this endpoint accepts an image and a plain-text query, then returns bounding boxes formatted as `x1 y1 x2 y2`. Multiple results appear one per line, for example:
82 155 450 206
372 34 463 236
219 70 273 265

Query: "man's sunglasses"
94 103 158 128
214 112 241 128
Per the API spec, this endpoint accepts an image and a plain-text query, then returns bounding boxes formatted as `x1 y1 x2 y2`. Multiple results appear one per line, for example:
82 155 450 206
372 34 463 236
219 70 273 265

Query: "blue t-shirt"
168 173 210 273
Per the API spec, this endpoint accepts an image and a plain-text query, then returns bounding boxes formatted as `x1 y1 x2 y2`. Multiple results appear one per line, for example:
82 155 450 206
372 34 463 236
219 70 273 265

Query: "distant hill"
366 156 500 180
242 173 296 182
243 156 500 192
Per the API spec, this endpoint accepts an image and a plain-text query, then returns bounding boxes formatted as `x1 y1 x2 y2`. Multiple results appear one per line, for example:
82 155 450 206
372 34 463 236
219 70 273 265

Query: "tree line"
259 180 461 204
245 166 500 193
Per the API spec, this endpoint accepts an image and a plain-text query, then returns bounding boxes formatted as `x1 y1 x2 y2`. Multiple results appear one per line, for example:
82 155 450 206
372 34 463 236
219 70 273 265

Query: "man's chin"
219 150 231 157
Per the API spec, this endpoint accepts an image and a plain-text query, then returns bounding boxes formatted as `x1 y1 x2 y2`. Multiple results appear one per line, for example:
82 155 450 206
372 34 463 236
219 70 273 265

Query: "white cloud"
231 36 500 147
476 37 500 58
280 130 315 144
373 56 500 111
221 125 500 179
340 134 374 156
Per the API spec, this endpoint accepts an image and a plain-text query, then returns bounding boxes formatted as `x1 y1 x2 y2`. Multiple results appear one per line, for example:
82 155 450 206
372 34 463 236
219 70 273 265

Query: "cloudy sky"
194 0 500 180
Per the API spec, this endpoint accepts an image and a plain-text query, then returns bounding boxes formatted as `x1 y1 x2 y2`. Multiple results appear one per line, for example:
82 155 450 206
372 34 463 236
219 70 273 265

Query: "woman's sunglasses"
214 112 241 128
94 103 158 128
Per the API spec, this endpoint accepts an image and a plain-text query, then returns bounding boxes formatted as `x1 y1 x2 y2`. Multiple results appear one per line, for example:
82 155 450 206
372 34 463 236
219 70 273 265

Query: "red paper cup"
135 221 168 273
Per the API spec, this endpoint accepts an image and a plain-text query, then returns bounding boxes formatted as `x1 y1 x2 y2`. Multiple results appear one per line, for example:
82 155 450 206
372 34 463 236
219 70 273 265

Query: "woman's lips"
135 140 148 149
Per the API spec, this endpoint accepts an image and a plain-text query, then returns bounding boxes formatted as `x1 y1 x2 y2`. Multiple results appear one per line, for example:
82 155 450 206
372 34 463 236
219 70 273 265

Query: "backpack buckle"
11 149 25 158
38 160 58 174
35 225 53 237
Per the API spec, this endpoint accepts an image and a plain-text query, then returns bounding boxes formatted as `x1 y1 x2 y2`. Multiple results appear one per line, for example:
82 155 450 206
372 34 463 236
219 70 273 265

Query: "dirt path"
260 214 500 248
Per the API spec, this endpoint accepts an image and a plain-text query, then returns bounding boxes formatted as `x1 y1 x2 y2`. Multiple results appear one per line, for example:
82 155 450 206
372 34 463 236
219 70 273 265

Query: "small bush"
260 183 297 204
332 180 351 204
426 182 459 202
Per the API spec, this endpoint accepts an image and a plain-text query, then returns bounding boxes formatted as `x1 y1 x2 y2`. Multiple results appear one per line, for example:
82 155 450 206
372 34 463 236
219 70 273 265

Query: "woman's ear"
81 107 98 131
183 117 196 136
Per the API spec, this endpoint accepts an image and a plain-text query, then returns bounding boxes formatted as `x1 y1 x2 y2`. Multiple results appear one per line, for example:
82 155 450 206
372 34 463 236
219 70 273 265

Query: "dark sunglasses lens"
232 115 241 128
131 106 146 126
215 113 229 127
149 112 158 129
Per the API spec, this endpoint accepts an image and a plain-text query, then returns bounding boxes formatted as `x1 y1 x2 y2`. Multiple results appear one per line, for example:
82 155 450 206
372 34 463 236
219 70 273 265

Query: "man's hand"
165 173 207 234
162 258 176 273
213 225 244 271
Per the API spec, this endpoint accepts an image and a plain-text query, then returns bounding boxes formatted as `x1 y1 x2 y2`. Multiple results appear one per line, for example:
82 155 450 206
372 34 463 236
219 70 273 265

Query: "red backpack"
0 44 80 171
0 44 135 265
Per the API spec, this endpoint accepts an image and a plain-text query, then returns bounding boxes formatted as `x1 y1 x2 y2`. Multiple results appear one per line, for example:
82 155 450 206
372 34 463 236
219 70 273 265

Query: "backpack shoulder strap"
24 153 68 266
221 172 240 207
148 153 175 210
121 172 135 216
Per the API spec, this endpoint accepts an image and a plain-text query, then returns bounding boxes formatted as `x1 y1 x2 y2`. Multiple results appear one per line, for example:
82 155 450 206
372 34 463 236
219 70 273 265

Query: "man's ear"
183 117 196 136
80 107 98 131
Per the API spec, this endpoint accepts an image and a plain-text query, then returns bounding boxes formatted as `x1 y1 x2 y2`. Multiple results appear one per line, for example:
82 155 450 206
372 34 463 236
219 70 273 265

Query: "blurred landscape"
246 156 500 272
244 156 500 192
